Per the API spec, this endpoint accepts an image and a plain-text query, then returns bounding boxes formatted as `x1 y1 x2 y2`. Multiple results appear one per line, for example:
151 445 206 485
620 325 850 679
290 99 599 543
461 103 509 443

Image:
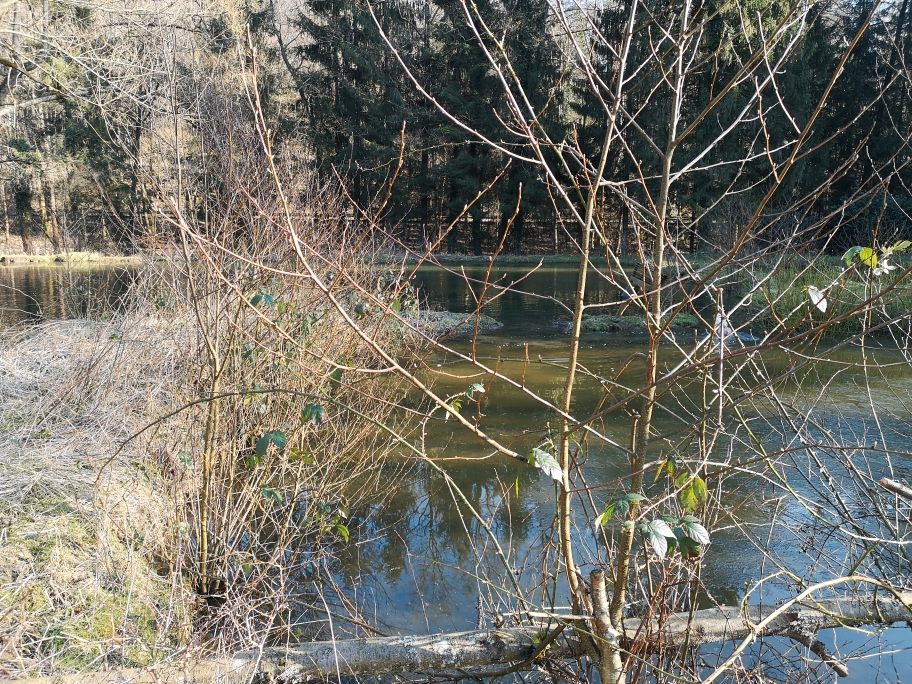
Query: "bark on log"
10 591 912 683
622 589 912 648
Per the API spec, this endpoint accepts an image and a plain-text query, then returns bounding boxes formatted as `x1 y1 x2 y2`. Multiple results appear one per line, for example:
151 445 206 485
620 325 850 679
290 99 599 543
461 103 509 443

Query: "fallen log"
10 591 912 683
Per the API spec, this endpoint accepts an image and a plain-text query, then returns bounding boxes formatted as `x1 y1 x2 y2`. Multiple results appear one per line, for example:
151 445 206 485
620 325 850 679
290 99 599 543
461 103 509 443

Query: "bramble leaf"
676 473 708 511
255 430 287 457
643 519 677 559
528 446 562 483
301 404 327 425
680 515 711 545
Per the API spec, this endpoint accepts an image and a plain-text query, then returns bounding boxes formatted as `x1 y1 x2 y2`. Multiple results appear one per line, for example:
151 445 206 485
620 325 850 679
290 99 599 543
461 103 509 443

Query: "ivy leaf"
528 446 562 483
859 247 878 268
301 404 327 425
807 286 828 313
255 430 287 457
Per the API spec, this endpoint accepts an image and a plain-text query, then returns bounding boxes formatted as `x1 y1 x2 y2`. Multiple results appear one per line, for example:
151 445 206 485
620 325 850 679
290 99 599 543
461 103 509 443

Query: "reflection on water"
6 263 912 681
0 264 135 326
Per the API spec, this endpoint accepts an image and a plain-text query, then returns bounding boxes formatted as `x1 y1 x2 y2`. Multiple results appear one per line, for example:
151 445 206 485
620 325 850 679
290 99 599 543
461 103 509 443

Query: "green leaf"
465 382 486 399
255 430 287 457
842 246 863 266
673 528 703 558
301 404 327 425
390 298 402 313
335 523 350 543
648 518 675 538
614 498 630 518
328 366 344 387
447 398 463 418
643 519 677 559
646 530 668 559
240 342 256 362
859 247 878 268
892 240 912 254
354 302 369 318
680 515 711 545
596 501 618 527
178 451 193 469
260 486 283 505
528 446 562 483
251 291 276 307
611 492 645 519
654 456 677 483
676 473 708 512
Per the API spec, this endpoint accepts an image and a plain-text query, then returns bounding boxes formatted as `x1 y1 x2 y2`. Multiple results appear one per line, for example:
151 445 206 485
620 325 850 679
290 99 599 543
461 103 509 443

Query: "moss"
0 496 192 675
408 310 503 337
579 313 701 335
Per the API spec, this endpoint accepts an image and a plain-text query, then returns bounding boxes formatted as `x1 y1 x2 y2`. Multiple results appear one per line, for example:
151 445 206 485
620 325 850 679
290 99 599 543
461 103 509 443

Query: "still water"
3 262 910 682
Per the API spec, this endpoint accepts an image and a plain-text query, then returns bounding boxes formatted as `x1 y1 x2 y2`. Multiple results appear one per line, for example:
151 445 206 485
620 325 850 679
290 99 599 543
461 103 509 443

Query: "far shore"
0 251 145 268
0 236 145 267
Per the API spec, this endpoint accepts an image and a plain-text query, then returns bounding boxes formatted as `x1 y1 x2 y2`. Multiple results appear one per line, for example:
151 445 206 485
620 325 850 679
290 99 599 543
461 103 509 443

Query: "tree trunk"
1 183 11 243
8 591 911 684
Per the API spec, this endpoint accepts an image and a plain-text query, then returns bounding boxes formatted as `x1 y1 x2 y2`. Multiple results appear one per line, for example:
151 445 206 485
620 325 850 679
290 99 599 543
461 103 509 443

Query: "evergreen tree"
293 0 415 209
433 0 505 254
496 0 565 252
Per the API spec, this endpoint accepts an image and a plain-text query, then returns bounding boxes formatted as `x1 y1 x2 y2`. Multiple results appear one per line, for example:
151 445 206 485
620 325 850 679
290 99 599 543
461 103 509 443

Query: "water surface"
5 262 911 682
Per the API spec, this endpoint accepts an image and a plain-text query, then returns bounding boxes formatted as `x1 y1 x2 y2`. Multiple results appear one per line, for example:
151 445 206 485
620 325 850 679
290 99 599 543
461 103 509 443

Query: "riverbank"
0 236 145 268
0 250 422 678
0 318 194 677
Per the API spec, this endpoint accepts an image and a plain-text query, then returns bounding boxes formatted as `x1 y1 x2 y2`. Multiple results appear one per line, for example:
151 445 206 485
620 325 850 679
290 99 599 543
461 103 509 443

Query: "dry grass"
0 231 422 677
0 316 195 677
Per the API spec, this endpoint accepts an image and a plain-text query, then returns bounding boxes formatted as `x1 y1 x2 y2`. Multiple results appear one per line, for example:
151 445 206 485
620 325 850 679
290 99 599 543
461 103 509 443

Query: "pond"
3 261 911 682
